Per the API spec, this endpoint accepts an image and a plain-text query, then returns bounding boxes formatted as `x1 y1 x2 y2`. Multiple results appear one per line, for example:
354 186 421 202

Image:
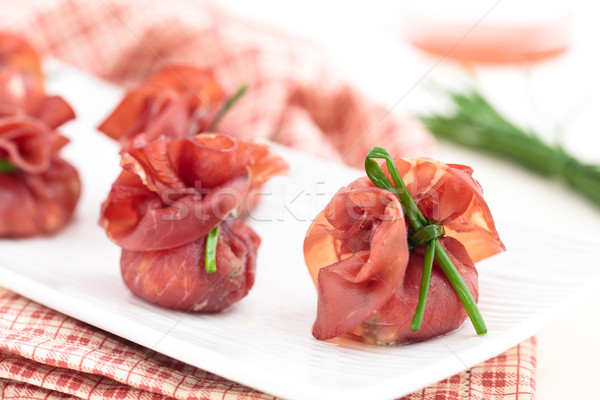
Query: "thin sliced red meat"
0 117 69 173
386 158 505 263
0 33 43 77
120 221 260 311
304 158 503 343
0 34 75 129
100 133 287 311
350 237 478 344
0 35 79 238
98 66 226 143
0 158 80 237
100 134 287 251
305 184 409 340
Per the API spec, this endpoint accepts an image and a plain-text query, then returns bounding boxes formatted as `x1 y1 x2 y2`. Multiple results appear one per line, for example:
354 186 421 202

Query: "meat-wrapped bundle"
0 33 80 238
100 133 288 311
98 66 226 144
304 158 504 344
0 33 75 129
0 117 80 237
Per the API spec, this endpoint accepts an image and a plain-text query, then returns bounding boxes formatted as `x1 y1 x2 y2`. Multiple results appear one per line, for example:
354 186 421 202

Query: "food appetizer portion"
0 118 80 237
98 66 227 144
0 33 80 238
100 134 287 311
304 148 504 344
98 65 287 311
0 33 75 128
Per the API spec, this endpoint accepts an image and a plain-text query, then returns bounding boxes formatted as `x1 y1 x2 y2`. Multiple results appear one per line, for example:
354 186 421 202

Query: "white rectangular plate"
1 61 599 400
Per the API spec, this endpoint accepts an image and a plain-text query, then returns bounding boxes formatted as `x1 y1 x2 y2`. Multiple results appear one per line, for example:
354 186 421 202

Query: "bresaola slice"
101 134 281 251
0 34 80 238
304 158 504 344
0 33 75 129
0 117 80 237
389 158 504 263
305 183 410 340
120 220 260 312
100 133 288 311
0 117 69 173
98 66 226 143
351 237 478 344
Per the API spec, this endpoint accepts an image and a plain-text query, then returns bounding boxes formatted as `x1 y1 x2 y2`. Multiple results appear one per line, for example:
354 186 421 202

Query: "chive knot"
409 222 445 249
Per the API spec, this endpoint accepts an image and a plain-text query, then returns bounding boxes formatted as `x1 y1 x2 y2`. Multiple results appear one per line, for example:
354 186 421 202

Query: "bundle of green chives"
418 89 600 207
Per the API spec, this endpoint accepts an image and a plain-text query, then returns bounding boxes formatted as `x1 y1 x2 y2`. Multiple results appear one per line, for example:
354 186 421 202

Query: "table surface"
217 1 600 399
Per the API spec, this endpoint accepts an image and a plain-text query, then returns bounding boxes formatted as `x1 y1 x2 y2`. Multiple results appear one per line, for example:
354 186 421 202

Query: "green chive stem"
365 147 487 335
208 84 248 131
0 158 19 174
205 225 220 274
203 85 249 272
411 240 435 331
433 240 486 334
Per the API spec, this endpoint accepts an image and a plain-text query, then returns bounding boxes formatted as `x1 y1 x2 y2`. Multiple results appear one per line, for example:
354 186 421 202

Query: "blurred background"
219 0 598 160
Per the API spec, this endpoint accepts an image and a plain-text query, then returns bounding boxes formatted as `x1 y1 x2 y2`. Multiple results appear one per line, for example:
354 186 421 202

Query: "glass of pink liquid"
403 1 572 64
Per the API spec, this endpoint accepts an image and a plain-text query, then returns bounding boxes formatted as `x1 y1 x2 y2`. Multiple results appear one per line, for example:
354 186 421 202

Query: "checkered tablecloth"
0 287 536 400
0 1 536 399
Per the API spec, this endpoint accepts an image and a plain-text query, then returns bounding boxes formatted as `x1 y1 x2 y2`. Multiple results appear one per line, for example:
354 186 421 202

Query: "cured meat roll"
100 133 287 311
0 117 80 237
0 33 75 128
304 158 504 344
98 66 225 144
0 34 80 238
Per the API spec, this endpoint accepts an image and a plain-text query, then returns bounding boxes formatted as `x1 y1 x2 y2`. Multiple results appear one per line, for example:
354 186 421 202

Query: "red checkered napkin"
0 287 274 400
0 0 535 399
0 0 433 168
0 287 536 400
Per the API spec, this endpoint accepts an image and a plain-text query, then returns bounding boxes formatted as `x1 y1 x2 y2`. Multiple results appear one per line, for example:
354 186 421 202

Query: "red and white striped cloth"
0 1 535 399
